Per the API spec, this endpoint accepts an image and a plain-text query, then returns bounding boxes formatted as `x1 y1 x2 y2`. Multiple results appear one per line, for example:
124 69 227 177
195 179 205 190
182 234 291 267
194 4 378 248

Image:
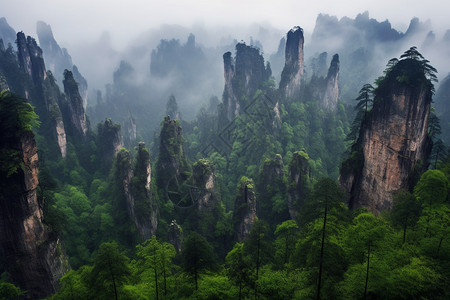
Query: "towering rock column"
132 142 158 239
221 43 270 122
192 159 218 213
115 144 158 241
256 154 288 225
16 32 47 86
0 128 67 299
340 58 433 213
287 151 310 219
233 177 257 242
321 54 340 111
97 118 123 169
16 32 67 158
156 116 190 195
279 26 305 100
62 70 88 137
37 21 88 107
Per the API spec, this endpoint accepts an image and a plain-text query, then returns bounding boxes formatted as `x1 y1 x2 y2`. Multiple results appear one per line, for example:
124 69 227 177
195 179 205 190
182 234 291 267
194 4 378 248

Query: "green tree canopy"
391 190 422 243
355 83 374 113
182 232 218 290
90 242 131 300
414 169 448 209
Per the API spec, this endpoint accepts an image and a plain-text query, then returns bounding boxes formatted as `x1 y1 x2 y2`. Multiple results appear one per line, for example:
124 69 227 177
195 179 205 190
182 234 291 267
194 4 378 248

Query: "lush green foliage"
0 281 25 299
0 90 39 177
3 33 448 299
48 163 450 299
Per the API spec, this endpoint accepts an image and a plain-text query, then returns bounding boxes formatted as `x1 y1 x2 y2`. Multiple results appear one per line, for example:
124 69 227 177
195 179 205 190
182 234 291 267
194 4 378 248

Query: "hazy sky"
2 0 449 49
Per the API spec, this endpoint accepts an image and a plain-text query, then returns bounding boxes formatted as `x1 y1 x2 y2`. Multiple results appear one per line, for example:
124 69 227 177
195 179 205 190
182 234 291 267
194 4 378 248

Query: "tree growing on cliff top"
0 90 39 177
399 46 438 85
355 84 374 113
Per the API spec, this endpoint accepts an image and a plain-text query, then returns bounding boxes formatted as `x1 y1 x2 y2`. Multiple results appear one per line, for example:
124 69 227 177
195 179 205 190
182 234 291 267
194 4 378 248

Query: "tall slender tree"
182 232 217 290
355 84 374 114
90 242 130 300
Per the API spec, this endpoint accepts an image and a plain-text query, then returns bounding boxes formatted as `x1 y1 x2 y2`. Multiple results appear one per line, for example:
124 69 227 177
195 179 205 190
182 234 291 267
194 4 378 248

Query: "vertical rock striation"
168 220 183 253
123 114 137 148
233 177 257 242
16 32 68 158
132 142 158 240
16 32 47 92
192 159 218 213
115 145 158 241
221 43 270 121
37 21 88 107
62 70 88 137
156 116 190 194
340 58 433 214
321 54 340 111
72 65 88 108
279 26 305 100
0 131 67 299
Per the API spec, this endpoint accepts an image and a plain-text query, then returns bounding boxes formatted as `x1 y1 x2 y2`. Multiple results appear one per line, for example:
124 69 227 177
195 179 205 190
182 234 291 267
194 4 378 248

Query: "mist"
2 0 450 121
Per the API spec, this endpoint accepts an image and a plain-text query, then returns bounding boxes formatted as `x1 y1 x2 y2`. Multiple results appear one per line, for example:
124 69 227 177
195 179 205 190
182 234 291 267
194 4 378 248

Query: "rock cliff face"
115 145 158 241
321 54 340 111
55 118 67 158
434 75 450 144
16 32 68 158
309 53 340 111
191 159 218 212
97 118 123 169
221 43 270 121
41 71 68 158
279 27 305 100
132 142 158 239
0 17 16 47
340 58 432 213
123 114 137 148
287 151 310 219
168 220 183 253
72 65 88 108
62 70 88 137
310 52 328 78
36 21 72 80
37 21 88 107
17 32 47 88
0 131 67 299
233 177 257 242
268 37 286 81
156 116 190 194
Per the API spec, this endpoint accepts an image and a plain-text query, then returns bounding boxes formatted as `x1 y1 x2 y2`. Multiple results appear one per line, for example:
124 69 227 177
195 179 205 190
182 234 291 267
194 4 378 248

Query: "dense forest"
0 11 450 300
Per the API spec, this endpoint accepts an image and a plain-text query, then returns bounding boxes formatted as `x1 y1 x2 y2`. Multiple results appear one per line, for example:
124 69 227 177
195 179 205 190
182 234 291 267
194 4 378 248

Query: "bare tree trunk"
364 243 371 299
255 230 261 299
239 280 242 300
108 259 119 300
154 246 159 300
402 215 408 244
437 236 443 257
316 194 328 300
